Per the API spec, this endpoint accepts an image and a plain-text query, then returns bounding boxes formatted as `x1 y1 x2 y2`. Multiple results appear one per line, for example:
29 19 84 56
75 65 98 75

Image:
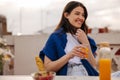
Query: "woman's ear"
64 12 69 19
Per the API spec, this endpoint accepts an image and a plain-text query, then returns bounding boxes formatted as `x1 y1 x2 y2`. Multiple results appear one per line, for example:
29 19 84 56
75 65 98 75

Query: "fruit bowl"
31 71 56 80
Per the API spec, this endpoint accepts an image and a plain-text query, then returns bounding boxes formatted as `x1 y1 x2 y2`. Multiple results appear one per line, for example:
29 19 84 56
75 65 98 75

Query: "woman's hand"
68 45 88 59
75 29 97 67
44 45 88 72
75 29 89 44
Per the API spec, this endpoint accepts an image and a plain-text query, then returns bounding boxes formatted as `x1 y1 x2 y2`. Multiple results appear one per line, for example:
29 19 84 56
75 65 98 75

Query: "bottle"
99 42 112 80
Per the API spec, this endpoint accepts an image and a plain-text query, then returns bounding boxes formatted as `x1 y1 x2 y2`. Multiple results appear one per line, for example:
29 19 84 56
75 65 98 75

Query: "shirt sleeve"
39 34 58 62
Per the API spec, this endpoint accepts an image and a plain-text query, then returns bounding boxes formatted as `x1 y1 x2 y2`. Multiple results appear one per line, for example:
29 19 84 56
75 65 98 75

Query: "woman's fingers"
78 53 86 59
72 45 88 59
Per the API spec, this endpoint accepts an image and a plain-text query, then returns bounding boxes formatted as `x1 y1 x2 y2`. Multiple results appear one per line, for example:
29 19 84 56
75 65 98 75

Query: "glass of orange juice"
80 46 89 58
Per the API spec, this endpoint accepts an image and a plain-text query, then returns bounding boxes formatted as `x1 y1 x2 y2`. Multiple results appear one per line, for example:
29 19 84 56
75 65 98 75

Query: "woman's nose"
78 16 84 23
79 15 84 19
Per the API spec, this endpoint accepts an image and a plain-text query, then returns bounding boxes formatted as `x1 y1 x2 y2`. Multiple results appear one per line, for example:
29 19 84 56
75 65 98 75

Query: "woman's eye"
75 12 85 17
82 14 85 17
75 12 80 15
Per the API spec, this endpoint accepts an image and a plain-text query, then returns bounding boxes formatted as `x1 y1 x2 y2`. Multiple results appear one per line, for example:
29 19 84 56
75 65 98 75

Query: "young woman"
40 1 98 76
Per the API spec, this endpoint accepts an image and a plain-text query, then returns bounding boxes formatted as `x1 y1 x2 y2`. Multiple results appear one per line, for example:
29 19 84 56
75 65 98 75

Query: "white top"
64 33 88 76
64 33 82 64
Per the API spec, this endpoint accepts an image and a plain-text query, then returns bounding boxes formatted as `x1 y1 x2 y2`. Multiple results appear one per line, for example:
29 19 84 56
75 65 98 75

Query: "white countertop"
0 76 120 80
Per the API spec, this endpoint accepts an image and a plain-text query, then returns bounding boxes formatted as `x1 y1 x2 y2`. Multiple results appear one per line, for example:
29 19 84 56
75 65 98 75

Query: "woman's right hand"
44 45 86 72
68 45 88 59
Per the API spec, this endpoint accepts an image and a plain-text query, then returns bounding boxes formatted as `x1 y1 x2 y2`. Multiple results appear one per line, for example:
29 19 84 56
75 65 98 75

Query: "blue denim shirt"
40 28 97 75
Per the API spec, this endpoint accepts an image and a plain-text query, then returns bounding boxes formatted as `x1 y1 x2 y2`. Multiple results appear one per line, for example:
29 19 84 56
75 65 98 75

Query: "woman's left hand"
75 29 96 67
75 29 89 44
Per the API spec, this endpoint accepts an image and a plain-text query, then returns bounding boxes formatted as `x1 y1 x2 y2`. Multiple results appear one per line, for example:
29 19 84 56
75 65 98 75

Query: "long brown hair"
55 1 88 34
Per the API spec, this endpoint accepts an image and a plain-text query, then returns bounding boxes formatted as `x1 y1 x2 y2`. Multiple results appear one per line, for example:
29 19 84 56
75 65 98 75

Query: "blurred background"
0 0 120 35
0 0 120 75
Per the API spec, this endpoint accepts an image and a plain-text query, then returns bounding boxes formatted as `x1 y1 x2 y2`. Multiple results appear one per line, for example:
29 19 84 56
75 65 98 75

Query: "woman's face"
65 6 85 28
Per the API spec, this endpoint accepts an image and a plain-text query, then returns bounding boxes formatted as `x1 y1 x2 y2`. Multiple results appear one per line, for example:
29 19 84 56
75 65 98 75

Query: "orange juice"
81 47 89 58
99 59 111 80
